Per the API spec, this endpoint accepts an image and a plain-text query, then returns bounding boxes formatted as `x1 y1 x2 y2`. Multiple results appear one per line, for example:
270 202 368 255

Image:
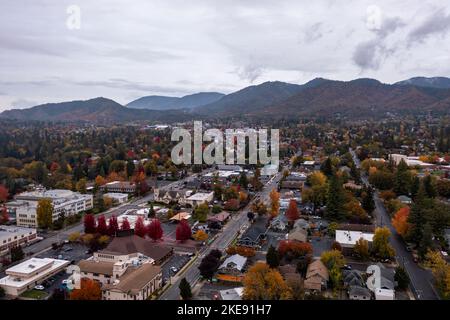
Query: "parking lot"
36 242 90 264
161 253 193 284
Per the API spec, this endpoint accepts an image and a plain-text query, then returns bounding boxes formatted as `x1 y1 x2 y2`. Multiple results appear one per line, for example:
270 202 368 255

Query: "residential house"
270 214 288 232
288 228 308 242
185 191 214 207
366 263 395 300
348 285 372 300
237 218 267 248
154 189 191 205
397 195 412 205
304 259 329 292
219 287 244 300
216 254 247 282
100 181 137 194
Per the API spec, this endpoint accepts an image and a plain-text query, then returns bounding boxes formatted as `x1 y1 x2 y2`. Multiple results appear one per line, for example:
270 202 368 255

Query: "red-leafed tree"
96 215 108 235
120 217 131 231
278 240 313 258
134 216 146 238
147 218 163 241
0 185 8 203
107 215 119 236
0 206 9 224
176 219 192 242
84 214 96 234
285 199 300 222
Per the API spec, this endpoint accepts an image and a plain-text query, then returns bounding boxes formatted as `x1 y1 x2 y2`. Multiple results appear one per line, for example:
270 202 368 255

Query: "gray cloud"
0 1 449 110
408 9 450 44
353 16 405 70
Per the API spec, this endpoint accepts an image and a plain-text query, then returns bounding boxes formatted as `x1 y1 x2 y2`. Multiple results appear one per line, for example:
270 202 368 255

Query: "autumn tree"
176 219 192 241
392 207 411 238
269 188 280 217
37 198 53 229
0 185 9 203
372 227 395 259
321 250 345 270
353 238 370 261
70 279 102 300
285 199 300 222
193 203 209 222
278 240 313 260
147 218 163 241
193 229 208 242
134 216 146 238
107 215 119 236
242 262 292 300
96 215 108 235
83 214 96 234
0 206 9 225
120 217 131 231
251 200 267 216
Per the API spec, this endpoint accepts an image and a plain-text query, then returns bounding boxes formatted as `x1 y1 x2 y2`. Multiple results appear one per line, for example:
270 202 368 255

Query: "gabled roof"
219 254 247 272
306 260 329 281
103 263 161 295
349 285 371 298
79 260 114 276
100 235 172 262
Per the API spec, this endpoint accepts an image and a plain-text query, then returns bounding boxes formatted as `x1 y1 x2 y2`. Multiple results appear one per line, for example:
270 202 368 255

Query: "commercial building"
103 192 128 204
100 181 137 194
14 188 93 228
0 257 70 296
335 230 374 250
0 226 38 256
185 191 214 207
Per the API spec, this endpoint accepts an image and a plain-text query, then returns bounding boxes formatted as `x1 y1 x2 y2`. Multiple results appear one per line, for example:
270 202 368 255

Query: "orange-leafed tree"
285 199 300 222
269 188 280 217
242 262 292 300
392 207 411 237
70 279 102 300
94 175 106 187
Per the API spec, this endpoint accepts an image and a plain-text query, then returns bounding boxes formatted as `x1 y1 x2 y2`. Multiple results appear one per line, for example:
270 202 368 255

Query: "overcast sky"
1 0 450 111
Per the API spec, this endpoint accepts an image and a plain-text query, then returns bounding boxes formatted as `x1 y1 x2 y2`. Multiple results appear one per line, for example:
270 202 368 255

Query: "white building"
14 188 93 228
0 257 70 296
335 230 374 249
389 154 434 168
185 191 214 207
0 226 38 256
103 193 128 204
261 164 279 176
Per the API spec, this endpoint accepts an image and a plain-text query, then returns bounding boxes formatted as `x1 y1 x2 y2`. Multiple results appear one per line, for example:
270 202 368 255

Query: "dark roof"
349 285 371 297
240 217 267 242
343 270 365 287
101 235 172 262
337 223 375 232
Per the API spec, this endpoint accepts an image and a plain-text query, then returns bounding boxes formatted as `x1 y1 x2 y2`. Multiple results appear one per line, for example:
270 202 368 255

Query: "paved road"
159 171 282 300
349 148 439 300
22 175 197 257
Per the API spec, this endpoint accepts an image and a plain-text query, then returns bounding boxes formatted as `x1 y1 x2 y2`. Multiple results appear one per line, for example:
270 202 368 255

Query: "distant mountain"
126 92 225 110
0 97 194 123
257 78 450 118
395 77 450 89
194 81 313 115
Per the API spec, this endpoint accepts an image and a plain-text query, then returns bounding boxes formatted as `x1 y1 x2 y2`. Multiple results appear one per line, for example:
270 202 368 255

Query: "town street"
159 171 282 300
349 148 439 300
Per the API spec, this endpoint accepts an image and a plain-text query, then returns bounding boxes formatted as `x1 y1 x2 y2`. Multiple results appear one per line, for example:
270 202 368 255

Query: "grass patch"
20 289 48 300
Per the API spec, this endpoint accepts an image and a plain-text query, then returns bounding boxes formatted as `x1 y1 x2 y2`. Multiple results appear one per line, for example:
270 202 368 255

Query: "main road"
159 171 283 300
349 148 439 300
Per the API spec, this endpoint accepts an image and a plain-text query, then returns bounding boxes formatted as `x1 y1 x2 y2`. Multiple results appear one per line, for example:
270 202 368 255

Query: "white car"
34 285 45 290
170 267 178 273
62 279 71 285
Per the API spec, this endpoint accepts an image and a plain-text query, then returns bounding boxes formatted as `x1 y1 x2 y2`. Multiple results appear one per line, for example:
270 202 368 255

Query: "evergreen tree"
418 223 433 258
407 184 427 245
266 245 280 268
394 159 411 196
423 175 436 198
325 174 344 221
361 186 375 214
126 161 135 178
179 278 192 300
410 176 420 199
321 157 334 177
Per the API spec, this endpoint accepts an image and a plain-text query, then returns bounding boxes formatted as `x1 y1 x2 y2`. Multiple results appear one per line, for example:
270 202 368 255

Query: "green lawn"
20 289 48 300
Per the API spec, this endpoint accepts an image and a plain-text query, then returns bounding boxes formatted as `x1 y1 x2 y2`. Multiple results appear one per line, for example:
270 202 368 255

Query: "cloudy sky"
1 0 450 111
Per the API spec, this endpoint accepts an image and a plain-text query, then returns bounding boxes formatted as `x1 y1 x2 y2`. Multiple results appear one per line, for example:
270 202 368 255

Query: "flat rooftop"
336 230 374 245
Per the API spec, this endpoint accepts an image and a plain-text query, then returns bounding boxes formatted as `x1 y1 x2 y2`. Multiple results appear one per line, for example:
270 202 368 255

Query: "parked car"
342 265 352 270
170 267 178 273
34 285 45 290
